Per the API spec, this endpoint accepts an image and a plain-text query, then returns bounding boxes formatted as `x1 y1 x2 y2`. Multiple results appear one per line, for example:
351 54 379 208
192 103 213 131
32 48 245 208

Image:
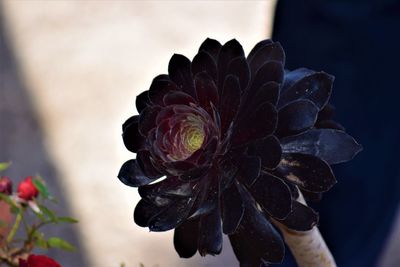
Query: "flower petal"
174 219 199 258
198 38 222 61
250 172 292 219
168 54 196 98
194 72 219 114
232 102 278 147
275 153 336 193
280 129 363 164
220 75 241 136
276 200 318 231
230 183 285 264
247 135 282 170
191 51 217 82
279 68 334 109
122 116 143 153
134 199 160 227
118 159 154 187
276 99 319 136
217 39 245 90
248 42 285 75
226 56 250 91
222 182 245 234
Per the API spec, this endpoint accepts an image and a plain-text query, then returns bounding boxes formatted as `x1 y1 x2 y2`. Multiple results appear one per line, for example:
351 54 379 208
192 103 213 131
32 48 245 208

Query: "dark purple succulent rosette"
119 38 362 266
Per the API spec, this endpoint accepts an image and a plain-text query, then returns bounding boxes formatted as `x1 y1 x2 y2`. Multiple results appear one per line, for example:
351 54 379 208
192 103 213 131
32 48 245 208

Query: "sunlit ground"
1 1 276 266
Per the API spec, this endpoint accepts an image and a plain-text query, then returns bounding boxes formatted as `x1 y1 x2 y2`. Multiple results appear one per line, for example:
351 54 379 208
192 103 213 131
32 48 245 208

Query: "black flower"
118 38 362 266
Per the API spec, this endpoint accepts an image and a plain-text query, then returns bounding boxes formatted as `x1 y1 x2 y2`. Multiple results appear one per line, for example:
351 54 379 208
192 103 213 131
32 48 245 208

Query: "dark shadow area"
0 7 90 267
273 0 400 266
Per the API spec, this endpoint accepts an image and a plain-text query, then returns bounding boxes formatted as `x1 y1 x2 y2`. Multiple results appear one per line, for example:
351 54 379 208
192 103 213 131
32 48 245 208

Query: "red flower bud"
19 254 62 267
0 177 12 195
17 177 39 200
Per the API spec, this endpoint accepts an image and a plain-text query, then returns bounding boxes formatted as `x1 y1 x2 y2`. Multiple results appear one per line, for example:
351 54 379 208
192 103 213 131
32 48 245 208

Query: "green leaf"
32 177 50 199
0 162 11 172
38 205 57 222
47 237 76 251
56 217 79 224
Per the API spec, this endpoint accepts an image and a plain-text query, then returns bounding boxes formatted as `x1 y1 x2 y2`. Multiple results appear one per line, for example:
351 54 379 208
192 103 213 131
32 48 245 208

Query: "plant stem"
272 193 337 267
6 208 24 244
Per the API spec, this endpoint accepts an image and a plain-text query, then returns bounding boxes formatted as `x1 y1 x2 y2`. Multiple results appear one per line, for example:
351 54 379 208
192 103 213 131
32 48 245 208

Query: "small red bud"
17 177 39 201
0 176 12 195
19 254 62 267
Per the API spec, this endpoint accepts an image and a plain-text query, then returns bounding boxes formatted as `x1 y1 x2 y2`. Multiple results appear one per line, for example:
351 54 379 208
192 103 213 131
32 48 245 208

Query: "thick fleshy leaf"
280 129 362 164
163 160 197 177
254 81 280 106
139 176 192 203
118 159 154 187
168 54 196 98
122 116 143 153
220 75 241 136
222 182 245 234
191 51 217 81
275 153 336 193
248 42 285 75
198 206 223 256
218 157 239 192
163 91 196 106
188 170 219 219
174 219 199 258
148 196 196 232
227 57 250 91
138 106 161 136
217 39 245 90
148 80 179 106
247 135 282 169
279 69 334 109
232 102 277 146
247 39 273 63
234 155 261 186
249 61 284 94
230 184 285 264
136 91 150 113
301 190 322 202
316 119 345 131
198 38 221 61
277 200 318 231
194 72 219 113
137 150 162 179
276 99 318 136
134 199 160 227
250 173 292 219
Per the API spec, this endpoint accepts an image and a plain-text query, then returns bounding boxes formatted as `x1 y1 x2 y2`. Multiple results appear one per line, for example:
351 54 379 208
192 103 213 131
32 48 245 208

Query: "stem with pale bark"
272 193 337 267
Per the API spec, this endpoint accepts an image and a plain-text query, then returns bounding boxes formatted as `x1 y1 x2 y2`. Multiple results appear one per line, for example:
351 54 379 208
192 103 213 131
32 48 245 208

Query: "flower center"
183 125 205 153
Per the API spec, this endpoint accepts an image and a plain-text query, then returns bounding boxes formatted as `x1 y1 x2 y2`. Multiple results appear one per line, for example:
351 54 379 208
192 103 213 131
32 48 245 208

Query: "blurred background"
0 1 399 267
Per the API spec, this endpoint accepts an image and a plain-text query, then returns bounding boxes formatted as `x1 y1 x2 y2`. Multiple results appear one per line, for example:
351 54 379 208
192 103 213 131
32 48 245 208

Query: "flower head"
17 177 39 201
118 38 362 265
0 177 12 195
19 254 61 267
